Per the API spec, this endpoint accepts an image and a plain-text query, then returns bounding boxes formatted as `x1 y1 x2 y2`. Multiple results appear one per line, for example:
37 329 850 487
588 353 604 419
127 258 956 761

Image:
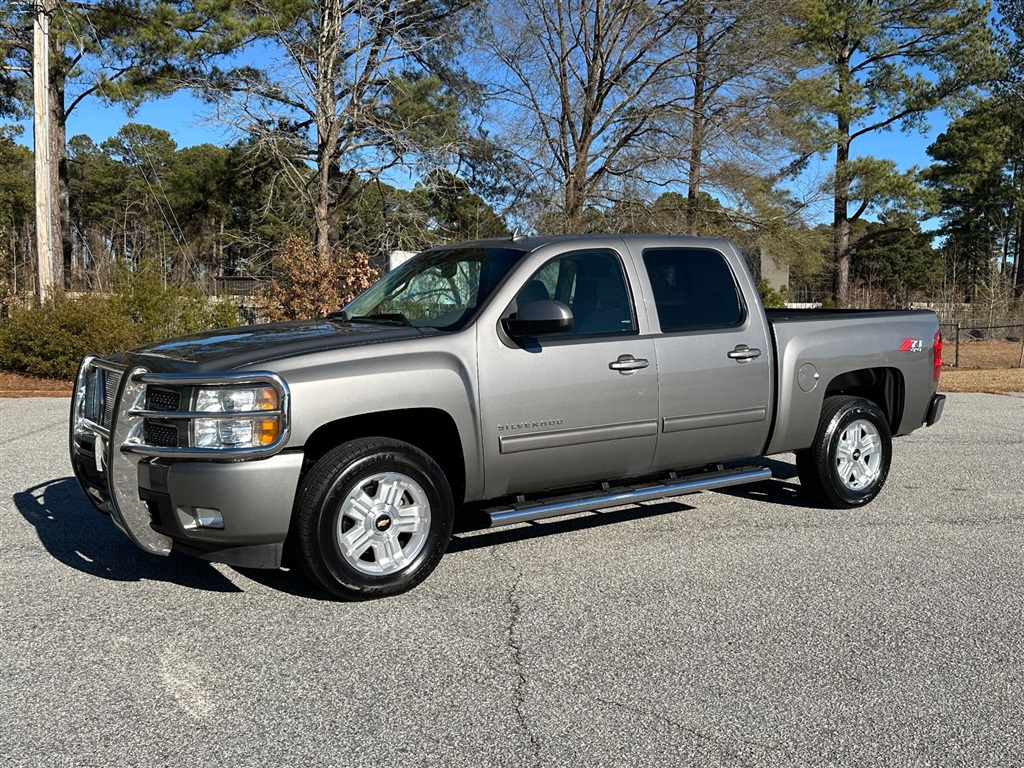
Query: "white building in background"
389 250 417 272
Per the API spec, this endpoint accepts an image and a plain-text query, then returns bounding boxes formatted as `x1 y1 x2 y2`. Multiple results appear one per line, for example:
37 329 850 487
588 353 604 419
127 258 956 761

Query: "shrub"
0 293 139 378
339 251 380 306
109 261 242 342
0 261 243 378
259 235 340 322
259 236 382 321
757 279 790 309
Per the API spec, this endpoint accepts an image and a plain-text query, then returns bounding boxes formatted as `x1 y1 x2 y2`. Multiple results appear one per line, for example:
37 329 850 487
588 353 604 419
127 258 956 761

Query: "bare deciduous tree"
477 0 701 231
681 1 804 233
206 0 473 260
476 0 806 235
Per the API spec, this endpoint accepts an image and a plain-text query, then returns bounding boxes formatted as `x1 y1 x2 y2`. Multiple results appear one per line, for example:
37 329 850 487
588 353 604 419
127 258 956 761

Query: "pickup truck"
70 235 946 600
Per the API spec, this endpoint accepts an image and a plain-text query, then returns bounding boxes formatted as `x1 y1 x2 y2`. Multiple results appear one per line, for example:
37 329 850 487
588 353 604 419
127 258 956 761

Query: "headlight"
195 386 278 413
193 386 282 449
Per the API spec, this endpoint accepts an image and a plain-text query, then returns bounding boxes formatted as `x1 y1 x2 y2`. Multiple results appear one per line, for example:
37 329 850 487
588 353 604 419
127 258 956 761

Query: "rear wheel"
295 437 453 600
796 396 892 509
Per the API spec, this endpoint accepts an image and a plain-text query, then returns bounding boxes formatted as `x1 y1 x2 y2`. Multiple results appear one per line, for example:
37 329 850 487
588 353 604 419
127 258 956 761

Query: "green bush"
109 262 242 343
0 294 139 378
756 279 790 309
0 263 243 378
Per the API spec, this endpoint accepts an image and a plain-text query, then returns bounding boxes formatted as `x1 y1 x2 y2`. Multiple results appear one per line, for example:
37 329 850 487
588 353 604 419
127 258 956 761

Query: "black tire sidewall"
301 440 453 599
820 399 892 507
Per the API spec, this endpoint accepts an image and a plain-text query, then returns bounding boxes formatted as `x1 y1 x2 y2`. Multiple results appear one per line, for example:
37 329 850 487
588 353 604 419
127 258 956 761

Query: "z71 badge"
898 338 924 352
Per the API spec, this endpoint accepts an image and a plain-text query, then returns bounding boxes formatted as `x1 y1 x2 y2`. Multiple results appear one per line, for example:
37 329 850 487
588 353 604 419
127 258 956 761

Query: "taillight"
933 329 943 382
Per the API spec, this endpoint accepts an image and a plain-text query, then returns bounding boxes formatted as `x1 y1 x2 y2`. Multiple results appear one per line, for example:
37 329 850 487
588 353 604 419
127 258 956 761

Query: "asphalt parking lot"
2 392 1023 767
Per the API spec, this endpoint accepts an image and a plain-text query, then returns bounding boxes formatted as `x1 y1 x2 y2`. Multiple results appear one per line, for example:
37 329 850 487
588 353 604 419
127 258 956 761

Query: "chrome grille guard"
70 357 290 556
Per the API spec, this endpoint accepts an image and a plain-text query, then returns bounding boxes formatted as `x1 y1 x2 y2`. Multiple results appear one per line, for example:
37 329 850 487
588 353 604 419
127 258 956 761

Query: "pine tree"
790 0 1002 306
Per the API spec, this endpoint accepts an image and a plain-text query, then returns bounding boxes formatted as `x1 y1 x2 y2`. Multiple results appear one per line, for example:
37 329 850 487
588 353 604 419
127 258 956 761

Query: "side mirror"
504 300 574 339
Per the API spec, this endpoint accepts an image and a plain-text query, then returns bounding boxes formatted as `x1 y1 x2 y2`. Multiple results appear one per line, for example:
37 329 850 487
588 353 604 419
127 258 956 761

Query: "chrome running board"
483 465 771 527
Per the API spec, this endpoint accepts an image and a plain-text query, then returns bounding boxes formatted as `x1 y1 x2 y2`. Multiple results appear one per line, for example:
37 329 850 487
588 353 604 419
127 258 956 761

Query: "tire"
796 396 892 509
295 437 454 600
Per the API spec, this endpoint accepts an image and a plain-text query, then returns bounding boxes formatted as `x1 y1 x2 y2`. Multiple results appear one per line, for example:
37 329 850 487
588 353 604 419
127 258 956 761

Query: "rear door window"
642 248 744 332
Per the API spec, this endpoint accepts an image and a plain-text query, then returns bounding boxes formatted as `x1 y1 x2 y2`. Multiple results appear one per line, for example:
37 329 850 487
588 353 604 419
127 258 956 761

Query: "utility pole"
33 0 54 303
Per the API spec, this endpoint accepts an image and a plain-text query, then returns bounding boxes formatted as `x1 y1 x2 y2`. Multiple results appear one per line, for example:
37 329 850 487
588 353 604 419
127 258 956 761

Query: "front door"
477 248 659 498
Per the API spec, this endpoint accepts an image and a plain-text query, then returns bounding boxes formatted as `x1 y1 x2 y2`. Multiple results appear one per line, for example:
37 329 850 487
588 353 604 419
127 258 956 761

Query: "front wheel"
796 396 892 509
295 437 454 600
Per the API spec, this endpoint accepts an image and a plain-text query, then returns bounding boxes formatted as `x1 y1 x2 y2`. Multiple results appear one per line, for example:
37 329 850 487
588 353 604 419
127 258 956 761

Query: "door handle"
727 345 762 362
609 354 650 374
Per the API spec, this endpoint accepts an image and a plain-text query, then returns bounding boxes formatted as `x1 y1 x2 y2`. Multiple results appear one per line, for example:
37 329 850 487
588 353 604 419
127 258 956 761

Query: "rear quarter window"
642 248 744 332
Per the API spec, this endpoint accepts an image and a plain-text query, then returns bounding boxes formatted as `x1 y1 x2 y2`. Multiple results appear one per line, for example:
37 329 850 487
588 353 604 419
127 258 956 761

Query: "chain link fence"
939 323 1024 369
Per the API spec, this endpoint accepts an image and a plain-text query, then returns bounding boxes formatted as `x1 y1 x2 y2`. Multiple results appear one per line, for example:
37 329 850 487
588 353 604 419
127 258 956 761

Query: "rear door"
477 246 659 498
636 245 772 471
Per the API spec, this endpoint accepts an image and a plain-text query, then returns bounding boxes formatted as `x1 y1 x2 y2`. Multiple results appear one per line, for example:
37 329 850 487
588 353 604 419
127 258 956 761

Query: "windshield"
342 246 527 331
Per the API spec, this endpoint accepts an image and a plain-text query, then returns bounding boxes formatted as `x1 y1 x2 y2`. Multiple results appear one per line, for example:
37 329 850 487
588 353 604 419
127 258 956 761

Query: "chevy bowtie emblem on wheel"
898 338 924 352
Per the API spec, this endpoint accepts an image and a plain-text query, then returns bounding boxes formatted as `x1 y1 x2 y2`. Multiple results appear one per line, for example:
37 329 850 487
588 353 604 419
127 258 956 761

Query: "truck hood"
120 319 423 373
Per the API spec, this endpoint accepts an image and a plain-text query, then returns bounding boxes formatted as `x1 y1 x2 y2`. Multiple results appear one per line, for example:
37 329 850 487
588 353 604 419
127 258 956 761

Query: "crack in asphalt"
496 550 541 766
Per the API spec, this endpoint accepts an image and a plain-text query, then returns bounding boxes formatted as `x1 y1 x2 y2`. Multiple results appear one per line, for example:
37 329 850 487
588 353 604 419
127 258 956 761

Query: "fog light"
190 507 224 529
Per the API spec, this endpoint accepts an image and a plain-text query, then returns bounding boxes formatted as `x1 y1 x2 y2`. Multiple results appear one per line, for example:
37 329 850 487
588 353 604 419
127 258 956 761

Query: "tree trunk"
833 46 853 308
564 167 586 232
686 16 707 236
834 177 851 307
311 0 340 262
48 25 70 291
314 156 333 262
1015 162 1024 298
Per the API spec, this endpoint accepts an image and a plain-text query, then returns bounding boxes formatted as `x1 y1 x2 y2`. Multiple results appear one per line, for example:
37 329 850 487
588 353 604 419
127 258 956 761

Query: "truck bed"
763 307 942 455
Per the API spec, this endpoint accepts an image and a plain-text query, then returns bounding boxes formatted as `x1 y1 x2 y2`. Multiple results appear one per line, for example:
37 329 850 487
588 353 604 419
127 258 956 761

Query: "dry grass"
2 366 1020 398
949 339 1024 370
938 368 1024 394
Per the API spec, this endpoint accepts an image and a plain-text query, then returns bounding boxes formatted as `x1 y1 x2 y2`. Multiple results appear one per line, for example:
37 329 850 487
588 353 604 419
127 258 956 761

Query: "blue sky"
45 86 948 169
12 79 950 231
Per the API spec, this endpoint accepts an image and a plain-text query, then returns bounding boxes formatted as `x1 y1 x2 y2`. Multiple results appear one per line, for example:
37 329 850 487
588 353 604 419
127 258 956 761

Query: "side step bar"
484 465 771 528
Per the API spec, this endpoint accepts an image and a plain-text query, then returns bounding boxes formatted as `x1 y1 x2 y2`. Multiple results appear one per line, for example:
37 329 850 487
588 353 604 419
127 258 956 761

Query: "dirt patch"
949 338 1024 370
2 365 1021 398
0 372 73 398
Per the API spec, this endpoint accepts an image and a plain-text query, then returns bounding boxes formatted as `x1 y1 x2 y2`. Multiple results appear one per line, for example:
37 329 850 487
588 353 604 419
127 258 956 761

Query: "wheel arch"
299 408 466 506
823 366 904 433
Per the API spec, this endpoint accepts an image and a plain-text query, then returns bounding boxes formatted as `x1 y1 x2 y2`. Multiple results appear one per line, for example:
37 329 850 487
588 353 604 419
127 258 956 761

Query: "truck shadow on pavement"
13 477 243 593
448 499 696 552
449 457 814 552
715 457 820 509
16 461 815 596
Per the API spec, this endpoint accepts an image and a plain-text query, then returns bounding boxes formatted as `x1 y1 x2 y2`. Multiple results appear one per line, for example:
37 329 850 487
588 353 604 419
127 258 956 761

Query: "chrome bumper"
69 357 292 558
70 357 172 555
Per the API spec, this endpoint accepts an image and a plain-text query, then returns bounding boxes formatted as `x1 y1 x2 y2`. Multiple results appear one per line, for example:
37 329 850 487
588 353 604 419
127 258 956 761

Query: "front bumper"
69 357 301 567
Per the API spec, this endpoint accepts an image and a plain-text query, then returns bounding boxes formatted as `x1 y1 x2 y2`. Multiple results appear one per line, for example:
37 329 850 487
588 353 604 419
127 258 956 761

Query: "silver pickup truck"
70 235 945 599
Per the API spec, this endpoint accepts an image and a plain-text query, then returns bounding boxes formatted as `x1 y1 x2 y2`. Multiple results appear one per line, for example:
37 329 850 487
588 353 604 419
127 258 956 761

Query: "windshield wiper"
350 312 413 327
326 310 349 321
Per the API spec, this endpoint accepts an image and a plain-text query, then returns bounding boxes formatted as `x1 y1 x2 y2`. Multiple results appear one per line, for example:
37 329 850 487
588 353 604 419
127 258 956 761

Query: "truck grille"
144 422 179 447
102 371 121 427
84 367 123 428
147 388 181 412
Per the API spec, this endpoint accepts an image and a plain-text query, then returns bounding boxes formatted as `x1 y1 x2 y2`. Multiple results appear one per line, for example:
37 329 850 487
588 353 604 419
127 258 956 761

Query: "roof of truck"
427 232 738 253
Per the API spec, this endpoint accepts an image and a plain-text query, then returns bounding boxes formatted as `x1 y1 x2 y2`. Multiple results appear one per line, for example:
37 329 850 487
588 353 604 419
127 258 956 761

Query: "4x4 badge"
898 338 924 352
